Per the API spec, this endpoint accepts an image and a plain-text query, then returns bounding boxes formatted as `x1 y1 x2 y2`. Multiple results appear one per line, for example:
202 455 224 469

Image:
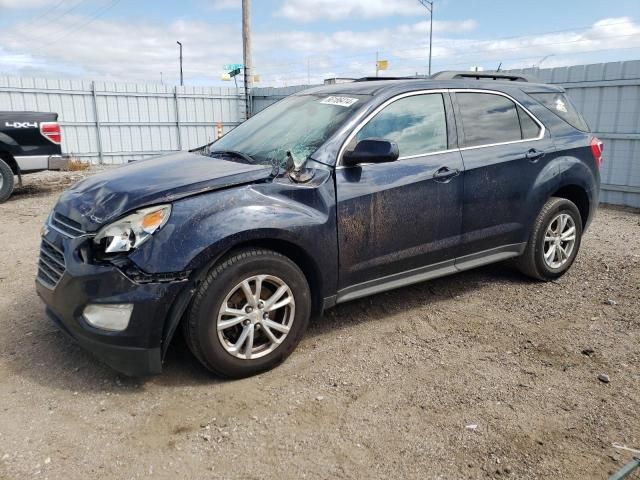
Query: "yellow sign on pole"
376 60 389 71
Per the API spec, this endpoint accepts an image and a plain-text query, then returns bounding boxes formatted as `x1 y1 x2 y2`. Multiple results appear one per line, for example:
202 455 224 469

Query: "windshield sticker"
319 96 359 107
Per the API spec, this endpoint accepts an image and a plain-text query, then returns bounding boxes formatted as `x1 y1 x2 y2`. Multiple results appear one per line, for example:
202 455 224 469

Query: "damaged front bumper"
35 227 189 376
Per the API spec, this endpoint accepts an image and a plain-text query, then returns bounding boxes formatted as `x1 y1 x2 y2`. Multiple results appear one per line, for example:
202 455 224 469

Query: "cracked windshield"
210 93 367 169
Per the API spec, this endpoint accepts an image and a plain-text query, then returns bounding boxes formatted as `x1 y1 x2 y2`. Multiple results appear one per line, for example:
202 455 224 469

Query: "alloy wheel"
216 274 295 360
543 213 577 269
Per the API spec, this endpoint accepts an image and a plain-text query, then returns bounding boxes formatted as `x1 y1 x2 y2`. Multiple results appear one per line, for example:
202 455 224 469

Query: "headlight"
94 205 171 253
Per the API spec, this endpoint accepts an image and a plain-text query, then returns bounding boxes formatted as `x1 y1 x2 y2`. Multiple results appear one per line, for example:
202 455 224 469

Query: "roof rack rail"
354 76 429 82
430 71 539 82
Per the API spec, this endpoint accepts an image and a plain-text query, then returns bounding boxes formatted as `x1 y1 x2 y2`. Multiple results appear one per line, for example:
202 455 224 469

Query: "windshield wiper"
209 150 256 165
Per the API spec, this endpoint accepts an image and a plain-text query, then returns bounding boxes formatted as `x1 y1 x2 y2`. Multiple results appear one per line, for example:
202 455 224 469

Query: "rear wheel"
0 158 15 203
516 197 583 280
183 248 311 378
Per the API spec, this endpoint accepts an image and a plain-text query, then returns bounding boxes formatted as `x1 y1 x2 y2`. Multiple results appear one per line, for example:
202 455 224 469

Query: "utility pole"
375 51 379 77
418 0 434 76
307 57 311 85
176 41 183 86
242 0 252 119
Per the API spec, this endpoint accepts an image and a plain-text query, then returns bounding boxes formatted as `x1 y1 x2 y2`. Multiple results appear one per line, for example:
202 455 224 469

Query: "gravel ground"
0 170 638 480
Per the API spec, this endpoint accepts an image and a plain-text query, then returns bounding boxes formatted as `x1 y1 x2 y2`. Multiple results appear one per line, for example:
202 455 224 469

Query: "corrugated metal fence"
0 75 246 164
1 60 639 207
251 85 311 115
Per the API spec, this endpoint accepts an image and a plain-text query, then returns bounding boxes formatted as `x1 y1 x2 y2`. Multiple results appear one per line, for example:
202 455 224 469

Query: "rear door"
452 90 555 260
335 91 464 299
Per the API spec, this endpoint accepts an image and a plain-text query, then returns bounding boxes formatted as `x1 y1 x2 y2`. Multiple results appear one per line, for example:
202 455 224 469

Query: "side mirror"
342 139 399 167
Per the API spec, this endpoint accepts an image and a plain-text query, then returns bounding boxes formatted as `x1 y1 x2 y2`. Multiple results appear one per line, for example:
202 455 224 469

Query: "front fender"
129 175 338 299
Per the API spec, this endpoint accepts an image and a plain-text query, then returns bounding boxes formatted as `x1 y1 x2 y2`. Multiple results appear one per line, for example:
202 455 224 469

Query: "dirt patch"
0 171 638 479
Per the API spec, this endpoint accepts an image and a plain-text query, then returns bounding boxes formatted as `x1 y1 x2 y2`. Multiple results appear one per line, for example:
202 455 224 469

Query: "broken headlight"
93 205 171 253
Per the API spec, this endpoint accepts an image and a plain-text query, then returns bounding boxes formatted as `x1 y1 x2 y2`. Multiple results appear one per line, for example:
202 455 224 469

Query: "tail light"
40 122 62 145
590 137 603 168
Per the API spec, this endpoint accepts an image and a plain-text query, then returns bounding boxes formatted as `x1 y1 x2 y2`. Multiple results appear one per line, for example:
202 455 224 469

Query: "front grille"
37 239 66 289
51 212 86 238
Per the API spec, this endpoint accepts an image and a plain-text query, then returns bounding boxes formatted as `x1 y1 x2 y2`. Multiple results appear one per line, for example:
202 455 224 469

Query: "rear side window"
517 106 541 139
529 92 589 132
355 93 447 157
457 93 523 147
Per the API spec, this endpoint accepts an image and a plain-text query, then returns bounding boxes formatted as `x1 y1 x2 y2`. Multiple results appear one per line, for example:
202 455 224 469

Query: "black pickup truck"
0 111 69 202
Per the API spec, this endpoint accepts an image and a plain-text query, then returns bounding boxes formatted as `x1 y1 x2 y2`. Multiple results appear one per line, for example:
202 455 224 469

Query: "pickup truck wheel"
0 158 15 203
516 197 583 281
183 248 311 378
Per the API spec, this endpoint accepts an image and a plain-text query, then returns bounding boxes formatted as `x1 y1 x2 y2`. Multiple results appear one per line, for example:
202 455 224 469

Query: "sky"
0 0 639 87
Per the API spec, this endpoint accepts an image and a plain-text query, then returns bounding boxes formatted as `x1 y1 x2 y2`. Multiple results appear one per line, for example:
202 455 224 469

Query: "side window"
457 93 523 147
529 92 589 132
517 105 541 139
355 94 447 157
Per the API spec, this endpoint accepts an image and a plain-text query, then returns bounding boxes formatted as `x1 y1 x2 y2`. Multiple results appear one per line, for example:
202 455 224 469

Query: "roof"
296 77 563 97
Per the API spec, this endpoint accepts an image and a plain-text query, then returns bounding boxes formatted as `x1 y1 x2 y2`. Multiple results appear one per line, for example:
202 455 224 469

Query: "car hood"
55 151 274 230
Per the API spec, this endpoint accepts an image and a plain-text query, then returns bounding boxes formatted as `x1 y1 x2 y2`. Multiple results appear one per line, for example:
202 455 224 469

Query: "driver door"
335 92 465 301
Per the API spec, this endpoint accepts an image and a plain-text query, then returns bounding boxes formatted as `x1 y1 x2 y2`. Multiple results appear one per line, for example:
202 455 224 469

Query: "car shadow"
4 262 534 392
306 262 533 339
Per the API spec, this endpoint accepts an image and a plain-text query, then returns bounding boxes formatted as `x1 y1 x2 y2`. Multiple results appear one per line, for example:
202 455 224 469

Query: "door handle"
432 166 460 183
525 148 545 162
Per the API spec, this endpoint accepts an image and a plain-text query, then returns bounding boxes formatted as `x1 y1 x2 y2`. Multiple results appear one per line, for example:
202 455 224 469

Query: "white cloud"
255 19 477 53
0 13 638 87
0 16 244 83
276 0 426 22
255 17 640 85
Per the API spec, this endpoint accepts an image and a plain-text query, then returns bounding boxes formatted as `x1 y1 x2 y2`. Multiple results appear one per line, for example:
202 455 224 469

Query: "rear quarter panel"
523 95 600 228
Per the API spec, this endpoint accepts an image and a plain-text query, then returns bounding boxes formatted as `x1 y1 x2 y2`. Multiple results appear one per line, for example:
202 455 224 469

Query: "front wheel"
183 248 311 378
516 197 583 281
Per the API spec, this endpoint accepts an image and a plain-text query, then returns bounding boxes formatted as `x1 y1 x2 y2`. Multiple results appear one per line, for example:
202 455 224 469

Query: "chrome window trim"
336 89 453 167
451 89 545 151
335 88 546 167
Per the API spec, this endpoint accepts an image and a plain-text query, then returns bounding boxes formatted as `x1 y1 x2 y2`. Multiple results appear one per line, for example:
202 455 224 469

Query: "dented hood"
55 151 273 230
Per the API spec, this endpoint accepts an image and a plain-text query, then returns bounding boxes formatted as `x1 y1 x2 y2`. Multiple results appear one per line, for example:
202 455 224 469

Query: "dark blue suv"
36 72 602 378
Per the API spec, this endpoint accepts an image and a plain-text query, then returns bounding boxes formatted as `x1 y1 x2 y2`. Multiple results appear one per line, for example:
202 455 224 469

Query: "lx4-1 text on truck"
36 72 602 378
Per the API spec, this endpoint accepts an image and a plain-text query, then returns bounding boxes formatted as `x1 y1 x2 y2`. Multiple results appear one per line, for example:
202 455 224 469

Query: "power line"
7 0 93 42
255 30 640 79
30 0 122 50
256 44 640 84
253 18 638 75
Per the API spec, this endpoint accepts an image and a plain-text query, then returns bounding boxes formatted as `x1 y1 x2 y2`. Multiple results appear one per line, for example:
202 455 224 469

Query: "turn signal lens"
142 209 167 232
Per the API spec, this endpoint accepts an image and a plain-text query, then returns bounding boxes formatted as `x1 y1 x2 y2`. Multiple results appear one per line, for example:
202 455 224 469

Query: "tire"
183 248 311 378
0 158 15 203
516 197 583 281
